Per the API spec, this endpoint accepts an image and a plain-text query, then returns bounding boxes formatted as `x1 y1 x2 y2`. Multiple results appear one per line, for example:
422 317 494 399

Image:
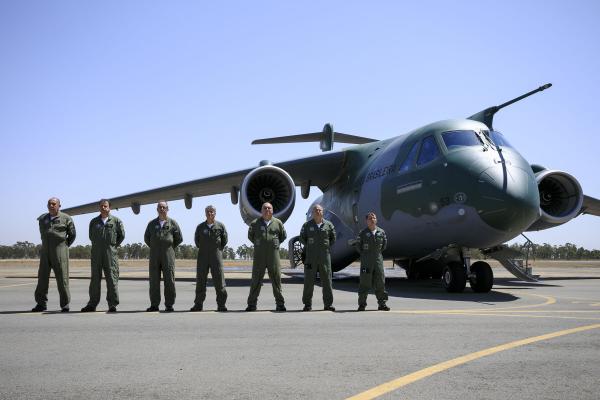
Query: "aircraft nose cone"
476 163 540 232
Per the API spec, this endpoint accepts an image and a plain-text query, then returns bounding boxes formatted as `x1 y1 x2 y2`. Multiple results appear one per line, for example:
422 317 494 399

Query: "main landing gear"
414 246 493 293
440 260 493 293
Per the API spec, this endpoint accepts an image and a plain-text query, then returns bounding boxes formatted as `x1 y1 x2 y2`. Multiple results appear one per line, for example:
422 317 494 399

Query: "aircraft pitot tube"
527 167 584 231
239 164 296 225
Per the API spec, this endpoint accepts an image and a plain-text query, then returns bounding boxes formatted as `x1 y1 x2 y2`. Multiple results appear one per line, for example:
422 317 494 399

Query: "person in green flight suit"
32 197 76 312
190 205 229 312
81 199 125 313
355 212 390 311
246 202 287 312
300 204 336 311
144 201 183 312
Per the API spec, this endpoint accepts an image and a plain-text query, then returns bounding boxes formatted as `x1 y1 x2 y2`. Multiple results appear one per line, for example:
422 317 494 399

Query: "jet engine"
239 165 296 225
527 169 583 231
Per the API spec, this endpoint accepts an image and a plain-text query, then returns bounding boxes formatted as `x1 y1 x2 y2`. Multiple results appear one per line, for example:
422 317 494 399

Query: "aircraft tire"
469 261 493 293
442 262 466 293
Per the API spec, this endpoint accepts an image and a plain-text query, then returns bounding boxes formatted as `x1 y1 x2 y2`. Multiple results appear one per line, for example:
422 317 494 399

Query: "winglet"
468 83 552 130
252 123 377 152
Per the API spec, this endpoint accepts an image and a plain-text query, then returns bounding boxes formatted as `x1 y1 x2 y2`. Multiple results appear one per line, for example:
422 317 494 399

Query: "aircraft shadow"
329 278 521 303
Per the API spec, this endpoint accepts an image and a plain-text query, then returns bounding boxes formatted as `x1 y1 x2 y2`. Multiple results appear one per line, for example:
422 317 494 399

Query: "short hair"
99 199 111 206
312 204 323 212
48 197 61 205
365 211 377 219
205 205 216 212
262 202 273 209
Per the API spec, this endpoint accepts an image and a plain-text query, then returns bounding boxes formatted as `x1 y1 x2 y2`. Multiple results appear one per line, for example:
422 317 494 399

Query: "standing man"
300 204 336 311
32 197 76 312
144 201 183 312
191 205 229 312
355 212 390 311
246 202 287 312
81 199 125 313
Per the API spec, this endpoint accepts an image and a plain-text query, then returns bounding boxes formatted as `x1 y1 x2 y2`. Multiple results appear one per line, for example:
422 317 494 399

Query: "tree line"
0 241 289 260
1 241 598 261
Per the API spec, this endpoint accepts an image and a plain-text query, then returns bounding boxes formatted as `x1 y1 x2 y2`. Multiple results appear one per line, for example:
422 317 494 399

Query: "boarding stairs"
482 237 538 282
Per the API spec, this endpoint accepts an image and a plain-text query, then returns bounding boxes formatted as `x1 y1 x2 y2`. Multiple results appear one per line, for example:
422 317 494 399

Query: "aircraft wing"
581 195 600 217
61 151 347 216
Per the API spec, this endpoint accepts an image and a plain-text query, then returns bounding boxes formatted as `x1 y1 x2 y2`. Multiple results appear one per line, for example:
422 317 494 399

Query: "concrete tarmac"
1 261 600 399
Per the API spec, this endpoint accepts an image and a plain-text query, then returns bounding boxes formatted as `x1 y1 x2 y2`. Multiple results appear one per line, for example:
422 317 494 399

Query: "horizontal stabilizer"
252 123 377 152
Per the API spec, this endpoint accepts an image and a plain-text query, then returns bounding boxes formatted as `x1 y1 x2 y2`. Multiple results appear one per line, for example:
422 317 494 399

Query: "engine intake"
239 165 296 225
528 169 583 230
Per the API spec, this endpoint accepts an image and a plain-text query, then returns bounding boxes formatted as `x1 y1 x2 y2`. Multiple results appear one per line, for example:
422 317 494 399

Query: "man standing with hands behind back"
191 205 229 312
246 202 287 312
355 212 390 312
81 199 125 313
144 201 183 312
300 204 336 311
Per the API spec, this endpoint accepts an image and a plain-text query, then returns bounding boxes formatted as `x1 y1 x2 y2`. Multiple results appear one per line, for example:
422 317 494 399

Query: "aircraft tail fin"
252 123 377 152
468 83 552 130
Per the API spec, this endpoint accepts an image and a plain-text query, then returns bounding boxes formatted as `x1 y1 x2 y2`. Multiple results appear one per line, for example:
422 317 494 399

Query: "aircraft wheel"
442 262 466 293
469 261 493 293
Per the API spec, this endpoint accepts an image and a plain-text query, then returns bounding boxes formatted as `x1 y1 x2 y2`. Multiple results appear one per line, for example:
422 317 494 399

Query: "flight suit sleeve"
144 222 152 247
247 223 254 244
329 222 336 246
299 223 307 245
381 229 387 252
194 225 201 248
66 217 76 247
89 219 94 242
172 221 183 248
279 221 287 242
116 218 125 247
220 224 228 250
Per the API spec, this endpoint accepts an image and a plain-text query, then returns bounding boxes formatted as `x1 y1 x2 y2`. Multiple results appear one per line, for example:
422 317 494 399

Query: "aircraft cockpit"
440 129 514 152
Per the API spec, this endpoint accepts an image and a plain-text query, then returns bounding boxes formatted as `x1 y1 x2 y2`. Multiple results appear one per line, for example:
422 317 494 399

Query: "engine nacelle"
239 165 296 225
527 169 583 231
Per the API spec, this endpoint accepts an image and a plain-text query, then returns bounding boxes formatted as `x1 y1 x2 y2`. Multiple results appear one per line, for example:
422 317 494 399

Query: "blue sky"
1 1 599 250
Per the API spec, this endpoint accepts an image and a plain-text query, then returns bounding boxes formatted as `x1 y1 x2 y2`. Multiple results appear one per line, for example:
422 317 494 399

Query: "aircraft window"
398 141 419 172
417 136 440 166
442 130 482 149
490 130 514 148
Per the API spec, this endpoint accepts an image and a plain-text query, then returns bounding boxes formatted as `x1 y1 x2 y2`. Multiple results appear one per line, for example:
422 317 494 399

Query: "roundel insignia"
454 192 467 204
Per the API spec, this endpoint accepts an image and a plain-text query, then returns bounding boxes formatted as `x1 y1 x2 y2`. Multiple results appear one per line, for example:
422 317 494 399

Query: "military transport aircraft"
63 83 600 293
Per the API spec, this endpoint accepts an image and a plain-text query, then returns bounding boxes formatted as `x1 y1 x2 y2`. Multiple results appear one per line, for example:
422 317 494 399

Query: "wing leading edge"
581 195 600 217
61 151 347 216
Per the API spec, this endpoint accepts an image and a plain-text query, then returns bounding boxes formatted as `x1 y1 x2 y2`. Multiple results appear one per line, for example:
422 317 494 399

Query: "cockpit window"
417 135 440 166
442 130 482 149
489 130 513 148
398 141 419 173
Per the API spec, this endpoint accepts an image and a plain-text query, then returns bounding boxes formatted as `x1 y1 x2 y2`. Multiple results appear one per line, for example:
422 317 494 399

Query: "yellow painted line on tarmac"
389 292 556 315
0 282 36 289
346 323 600 400
421 312 600 321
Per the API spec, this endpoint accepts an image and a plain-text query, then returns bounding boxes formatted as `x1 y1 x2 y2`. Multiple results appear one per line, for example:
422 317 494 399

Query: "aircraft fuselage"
310 119 541 271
